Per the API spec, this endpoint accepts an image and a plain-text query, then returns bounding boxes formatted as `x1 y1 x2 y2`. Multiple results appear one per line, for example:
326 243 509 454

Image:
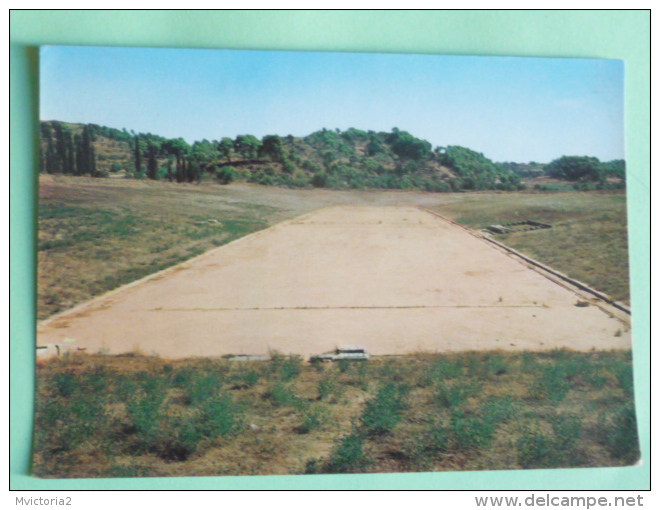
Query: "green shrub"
517 415 584 468
480 396 516 426
423 418 449 454
297 405 327 434
485 355 509 377
549 415 582 450
310 357 325 373
280 356 303 381
599 403 640 463
337 358 352 374
188 373 224 405
434 381 481 409
520 351 539 373
268 353 303 381
114 375 139 401
263 382 305 409
173 367 195 388
614 364 635 398
326 433 366 474
304 457 322 474
377 359 417 382
355 360 371 391
448 410 495 451
581 363 609 389
53 371 77 398
517 434 559 468
317 377 340 402
127 392 164 447
360 383 408 436
311 172 328 188
534 364 572 404
126 382 242 462
464 356 484 378
232 369 260 389
216 166 237 184
198 393 243 438
417 359 464 387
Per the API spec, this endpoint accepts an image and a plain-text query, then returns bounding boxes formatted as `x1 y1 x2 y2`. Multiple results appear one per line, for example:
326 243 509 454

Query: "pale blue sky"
40 46 625 163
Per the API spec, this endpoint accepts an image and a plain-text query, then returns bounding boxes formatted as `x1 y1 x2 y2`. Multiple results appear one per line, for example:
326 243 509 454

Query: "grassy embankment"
37 177 298 320
33 350 639 478
430 192 630 304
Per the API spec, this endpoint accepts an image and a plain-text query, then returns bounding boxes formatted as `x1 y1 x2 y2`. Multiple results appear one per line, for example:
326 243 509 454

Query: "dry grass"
37 176 294 319
427 192 630 303
33 350 639 478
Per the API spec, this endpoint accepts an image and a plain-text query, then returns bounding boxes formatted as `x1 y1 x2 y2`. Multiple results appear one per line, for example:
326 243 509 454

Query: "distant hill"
39 121 625 192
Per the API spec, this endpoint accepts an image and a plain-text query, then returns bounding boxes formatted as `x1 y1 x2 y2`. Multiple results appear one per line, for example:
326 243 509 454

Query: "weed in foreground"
434 380 481 409
480 396 517 426
317 377 343 403
548 415 583 451
448 410 496 452
596 403 640 464
533 364 572 404
33 350 639 477
337 358 352 374
417 359 464 388
484 355 509 377
267 353 303 382
230 368 260 389
262 382 306 409
296 405 328 434
359 382 408 437
517 433 561 469
421 417 449 455
325 433 367 474
517 415 584 469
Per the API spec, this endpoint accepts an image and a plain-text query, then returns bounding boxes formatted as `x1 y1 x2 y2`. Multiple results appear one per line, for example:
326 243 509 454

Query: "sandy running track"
37 206 631 358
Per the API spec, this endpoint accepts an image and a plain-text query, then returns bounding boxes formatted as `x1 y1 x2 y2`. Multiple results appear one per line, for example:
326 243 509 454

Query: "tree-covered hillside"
545 156 626 184
39 121 624 192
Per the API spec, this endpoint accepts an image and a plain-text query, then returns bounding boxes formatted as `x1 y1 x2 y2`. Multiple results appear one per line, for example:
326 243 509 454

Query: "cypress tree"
47 138 56 174
41 145 48 174
89 145 97 177
74 134 85 175
40 123 53 174
134 135 142 176
147 143 158 179
80 125 94 175
175 154 184 183
52 122 66 174
167 158 173 182
65 129 76 175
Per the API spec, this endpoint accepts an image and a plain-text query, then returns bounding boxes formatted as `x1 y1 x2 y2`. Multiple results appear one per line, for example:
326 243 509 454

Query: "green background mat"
10 10 650 490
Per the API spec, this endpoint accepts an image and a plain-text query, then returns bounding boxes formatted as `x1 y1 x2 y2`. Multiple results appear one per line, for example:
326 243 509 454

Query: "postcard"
34 46 638 478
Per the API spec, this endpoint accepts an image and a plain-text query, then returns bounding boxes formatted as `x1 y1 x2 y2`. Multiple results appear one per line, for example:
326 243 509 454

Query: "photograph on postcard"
34 46 638 478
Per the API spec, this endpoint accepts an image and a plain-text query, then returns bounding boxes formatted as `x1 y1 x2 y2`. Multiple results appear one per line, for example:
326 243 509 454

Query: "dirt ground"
37 206 631 359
